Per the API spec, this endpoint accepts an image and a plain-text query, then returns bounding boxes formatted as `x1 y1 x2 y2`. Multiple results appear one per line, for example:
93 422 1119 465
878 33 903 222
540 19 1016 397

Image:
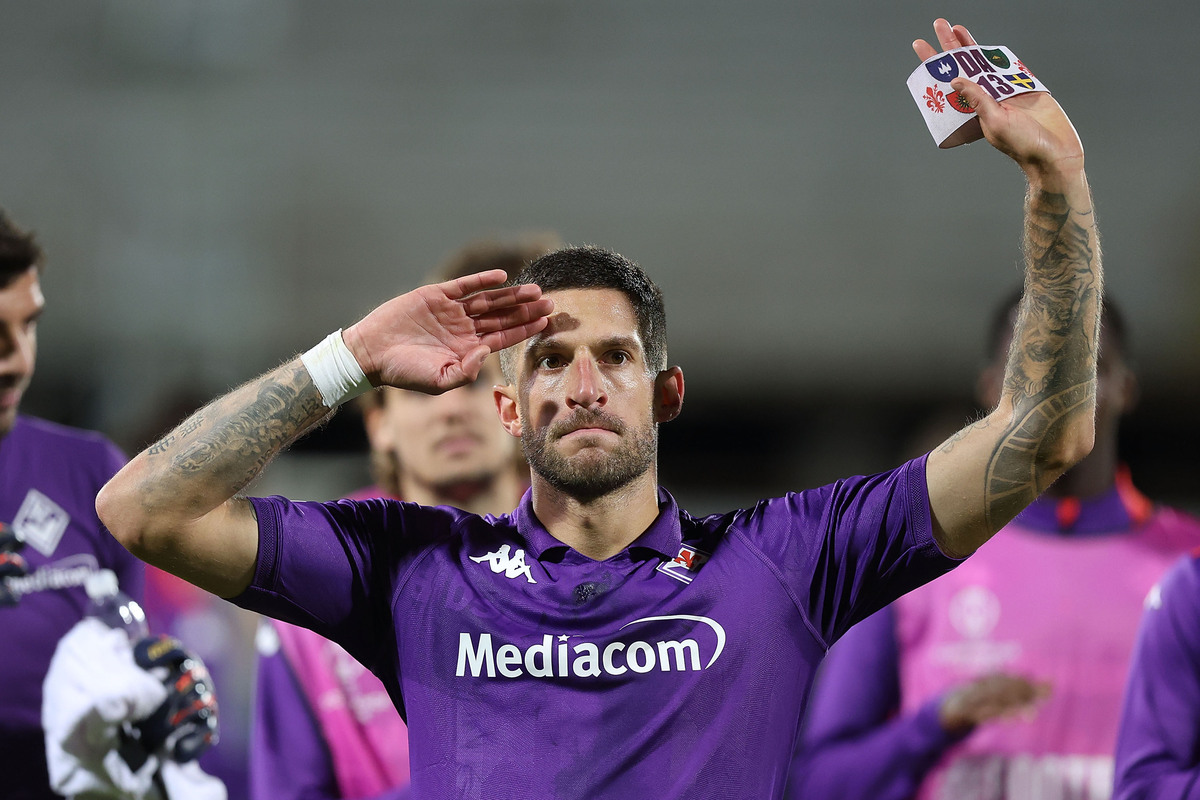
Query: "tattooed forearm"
1004 191 1101 399
982 187 1101 530
146 434 176 456
142 360 331 504
983 381 1094 530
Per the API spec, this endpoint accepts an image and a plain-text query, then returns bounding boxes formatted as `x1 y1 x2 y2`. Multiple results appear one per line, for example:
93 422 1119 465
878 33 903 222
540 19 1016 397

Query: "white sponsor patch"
13 489 70 557
456 614 727 679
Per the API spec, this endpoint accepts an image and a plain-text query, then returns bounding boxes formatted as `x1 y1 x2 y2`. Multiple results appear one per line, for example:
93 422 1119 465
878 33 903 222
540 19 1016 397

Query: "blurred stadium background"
2 0 1197 514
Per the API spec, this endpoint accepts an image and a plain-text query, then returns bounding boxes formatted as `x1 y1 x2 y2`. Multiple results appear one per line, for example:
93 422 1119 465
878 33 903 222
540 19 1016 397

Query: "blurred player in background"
0 208 146 800
788 293 1200 800
251 236 554 800
0 209 220 799
1113 550 1200 798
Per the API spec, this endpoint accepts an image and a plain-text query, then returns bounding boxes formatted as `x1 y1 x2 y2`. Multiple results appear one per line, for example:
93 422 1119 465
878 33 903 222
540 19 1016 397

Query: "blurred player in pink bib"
788 292 1200 800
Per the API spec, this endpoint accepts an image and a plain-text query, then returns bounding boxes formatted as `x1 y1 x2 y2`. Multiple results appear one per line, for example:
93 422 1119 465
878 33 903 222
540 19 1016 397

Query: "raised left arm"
919 19 1101 557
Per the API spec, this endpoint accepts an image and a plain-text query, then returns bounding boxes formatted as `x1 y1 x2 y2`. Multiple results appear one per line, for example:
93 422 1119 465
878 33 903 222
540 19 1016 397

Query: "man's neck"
403 470 525 517
529 469 662 561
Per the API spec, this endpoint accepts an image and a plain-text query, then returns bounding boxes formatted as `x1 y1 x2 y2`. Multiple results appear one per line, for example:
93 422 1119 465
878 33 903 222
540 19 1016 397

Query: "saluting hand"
343 269 554 394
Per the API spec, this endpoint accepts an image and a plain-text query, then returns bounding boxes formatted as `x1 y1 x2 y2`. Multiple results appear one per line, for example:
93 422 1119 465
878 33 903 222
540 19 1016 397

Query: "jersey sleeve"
739 454 961 646
1114 554 1200 799
787 605 963 799
231 495 412 668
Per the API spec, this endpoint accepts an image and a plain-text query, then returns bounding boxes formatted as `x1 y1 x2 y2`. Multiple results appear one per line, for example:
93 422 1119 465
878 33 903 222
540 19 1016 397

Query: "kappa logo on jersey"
656 545 710 584
470 544 537 584
14 489 69 557
456 614 727 679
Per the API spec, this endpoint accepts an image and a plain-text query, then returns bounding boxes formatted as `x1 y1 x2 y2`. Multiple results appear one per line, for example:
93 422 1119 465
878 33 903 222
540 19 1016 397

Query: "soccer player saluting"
98 18 1102 799
251 236 555 800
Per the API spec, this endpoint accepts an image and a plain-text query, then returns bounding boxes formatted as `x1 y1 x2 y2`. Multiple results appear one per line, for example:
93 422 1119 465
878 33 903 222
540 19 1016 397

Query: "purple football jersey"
1114 552 1200 798
234 455 955 799
0 415 142 800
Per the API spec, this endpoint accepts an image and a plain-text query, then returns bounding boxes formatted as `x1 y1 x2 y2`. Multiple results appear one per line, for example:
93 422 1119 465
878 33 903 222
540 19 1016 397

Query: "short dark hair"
986 285 1128 362
501 245 668 381
0 210 44 288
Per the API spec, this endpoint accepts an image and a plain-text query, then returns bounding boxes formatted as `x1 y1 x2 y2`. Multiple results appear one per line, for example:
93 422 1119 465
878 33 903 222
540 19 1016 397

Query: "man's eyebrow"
595 335 643 353
524 333 644 356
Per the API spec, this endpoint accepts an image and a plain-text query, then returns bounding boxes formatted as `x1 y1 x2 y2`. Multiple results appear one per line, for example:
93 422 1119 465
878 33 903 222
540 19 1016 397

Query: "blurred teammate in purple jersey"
0 209 145 800
98 19 1104 799
1114 550 1200 798
251 237 552 800
788 294 1200 800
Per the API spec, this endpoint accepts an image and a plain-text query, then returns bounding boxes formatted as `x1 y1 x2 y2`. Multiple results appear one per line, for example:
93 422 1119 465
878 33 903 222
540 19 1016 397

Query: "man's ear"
493 384 522 438
654 366 685 423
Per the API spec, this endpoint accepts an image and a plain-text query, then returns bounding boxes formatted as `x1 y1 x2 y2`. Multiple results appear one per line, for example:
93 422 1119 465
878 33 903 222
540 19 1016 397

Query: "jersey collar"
513 487 684 561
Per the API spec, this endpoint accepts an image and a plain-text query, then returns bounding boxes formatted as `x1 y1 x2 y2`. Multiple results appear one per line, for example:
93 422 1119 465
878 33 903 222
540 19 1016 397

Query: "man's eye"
537 355 564 369
608 351 629 365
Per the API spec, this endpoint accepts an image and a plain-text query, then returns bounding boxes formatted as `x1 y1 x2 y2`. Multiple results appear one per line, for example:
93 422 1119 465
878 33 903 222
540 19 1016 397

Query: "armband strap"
299 329 372 408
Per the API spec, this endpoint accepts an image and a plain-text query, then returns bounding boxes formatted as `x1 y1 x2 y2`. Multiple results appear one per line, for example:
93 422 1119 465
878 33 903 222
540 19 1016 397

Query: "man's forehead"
530 287 643 347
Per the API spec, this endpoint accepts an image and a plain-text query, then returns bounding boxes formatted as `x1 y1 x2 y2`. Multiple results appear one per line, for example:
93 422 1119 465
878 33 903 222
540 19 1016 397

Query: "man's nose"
565 357 606 409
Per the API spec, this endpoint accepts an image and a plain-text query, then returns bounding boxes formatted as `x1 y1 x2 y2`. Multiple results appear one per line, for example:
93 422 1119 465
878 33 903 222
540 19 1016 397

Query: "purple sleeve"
252 645 339 800
232 496 411 666
1114 555 1200 799
787 605 961 800
744 454 961 645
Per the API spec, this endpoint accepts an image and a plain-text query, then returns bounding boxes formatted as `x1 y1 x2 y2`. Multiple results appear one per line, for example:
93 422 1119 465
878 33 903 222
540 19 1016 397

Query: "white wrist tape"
300 329 372 408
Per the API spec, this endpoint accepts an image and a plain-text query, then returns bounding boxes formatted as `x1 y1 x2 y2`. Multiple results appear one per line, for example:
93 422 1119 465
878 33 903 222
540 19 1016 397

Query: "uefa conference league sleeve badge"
906 44 1048 148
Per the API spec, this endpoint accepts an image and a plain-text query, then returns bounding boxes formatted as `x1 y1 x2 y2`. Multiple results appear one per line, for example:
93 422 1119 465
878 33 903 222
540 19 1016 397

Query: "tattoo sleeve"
980 187 1101 530
139 359 332 510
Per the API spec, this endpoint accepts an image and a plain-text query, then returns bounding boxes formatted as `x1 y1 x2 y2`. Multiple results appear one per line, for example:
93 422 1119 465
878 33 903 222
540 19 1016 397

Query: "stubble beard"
522 409 658 503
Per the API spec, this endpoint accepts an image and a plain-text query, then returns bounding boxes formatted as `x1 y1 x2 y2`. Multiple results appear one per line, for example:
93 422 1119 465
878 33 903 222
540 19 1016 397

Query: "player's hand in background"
0 522 28 607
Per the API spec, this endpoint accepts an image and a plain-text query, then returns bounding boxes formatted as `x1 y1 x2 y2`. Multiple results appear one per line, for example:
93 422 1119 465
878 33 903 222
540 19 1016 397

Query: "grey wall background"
4 1 1198 512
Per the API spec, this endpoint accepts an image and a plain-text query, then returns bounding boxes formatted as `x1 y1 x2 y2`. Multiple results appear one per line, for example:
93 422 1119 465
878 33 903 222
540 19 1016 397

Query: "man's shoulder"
317 496 518 549
1136 502 1200 554
11 414 121 455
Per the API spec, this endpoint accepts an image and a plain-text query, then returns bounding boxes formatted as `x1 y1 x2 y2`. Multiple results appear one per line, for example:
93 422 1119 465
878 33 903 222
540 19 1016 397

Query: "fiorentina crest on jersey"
14 489 69 557
656 545 710 584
